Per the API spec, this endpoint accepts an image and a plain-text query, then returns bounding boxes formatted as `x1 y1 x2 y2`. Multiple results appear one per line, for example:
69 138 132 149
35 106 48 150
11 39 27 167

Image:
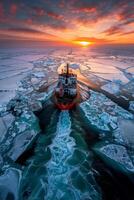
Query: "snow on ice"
129 101 134 112
101 81 120 94
94 143 134 173
80 90 133 131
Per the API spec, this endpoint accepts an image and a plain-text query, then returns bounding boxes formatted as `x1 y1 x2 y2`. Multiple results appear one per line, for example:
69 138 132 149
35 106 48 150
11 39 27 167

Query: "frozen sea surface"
0 45 134 106
0 44 134 200
0 47 53 105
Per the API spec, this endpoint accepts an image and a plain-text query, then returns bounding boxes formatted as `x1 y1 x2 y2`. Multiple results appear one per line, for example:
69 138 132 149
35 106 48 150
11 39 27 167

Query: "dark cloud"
102 19 134 36
102 25 123 36
119 30 134 36
1 0 134 26
0 27 59 41
72 0 134 25
7 27 46 34
4 27 58 40
0 0 133 40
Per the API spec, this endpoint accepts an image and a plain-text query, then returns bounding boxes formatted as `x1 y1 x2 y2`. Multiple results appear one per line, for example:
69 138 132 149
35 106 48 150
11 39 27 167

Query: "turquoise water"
17 106 134 200
19 110 101 200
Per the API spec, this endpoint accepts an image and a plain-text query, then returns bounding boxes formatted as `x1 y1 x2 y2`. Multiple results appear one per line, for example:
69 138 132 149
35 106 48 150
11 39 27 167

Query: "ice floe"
0 168 22 200
0 114 15 142
94 143 134 173
7 111 40 161
80 90 133 131
101 81 120 94
81 60 129 84
113 119 134 148
129 101 134 112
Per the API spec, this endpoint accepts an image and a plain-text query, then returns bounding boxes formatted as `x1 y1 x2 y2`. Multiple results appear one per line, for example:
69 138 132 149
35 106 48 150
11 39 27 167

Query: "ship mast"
66 63 69 75
65 63 69 84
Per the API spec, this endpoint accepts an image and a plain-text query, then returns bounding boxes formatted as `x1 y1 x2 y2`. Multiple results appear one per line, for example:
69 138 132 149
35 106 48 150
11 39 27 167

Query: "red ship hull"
55 101 76 110
54 88 80 110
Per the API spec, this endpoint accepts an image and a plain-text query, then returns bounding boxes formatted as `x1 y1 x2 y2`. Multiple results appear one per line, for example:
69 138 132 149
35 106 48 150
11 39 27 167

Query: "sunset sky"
0 0 134 45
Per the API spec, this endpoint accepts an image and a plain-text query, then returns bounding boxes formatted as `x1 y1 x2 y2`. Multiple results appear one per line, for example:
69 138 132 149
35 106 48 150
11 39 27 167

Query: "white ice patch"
80 90 133 131
126 67 134 77
70 63 80 69
129 101 134 112
81 60 129 84
7 111 40 161
0 114 15 142
8 130 38 161
88 57 132 70
32 71 46 78
97 144 134 172
113 119 134 148
101 82 120 94
13 54 46 62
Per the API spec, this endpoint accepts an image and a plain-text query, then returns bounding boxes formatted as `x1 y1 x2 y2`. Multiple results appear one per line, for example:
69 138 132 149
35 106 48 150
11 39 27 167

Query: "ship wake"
45 111 76 199
19 111 101 200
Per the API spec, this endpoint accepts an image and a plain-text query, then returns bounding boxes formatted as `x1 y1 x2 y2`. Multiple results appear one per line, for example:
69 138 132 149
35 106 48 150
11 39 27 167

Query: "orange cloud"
0 0 133 44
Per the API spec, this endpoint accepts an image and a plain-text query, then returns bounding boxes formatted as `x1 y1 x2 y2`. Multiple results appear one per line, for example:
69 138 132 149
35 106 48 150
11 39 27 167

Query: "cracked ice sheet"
80 90 133 131
0 74 26 105
129 101 134 112
88 57 133 70
101 82 120 94
0 53 46 105
81 61 129 84
0 91 16 105
94 144 134 173
126 67 134 76
0 113 15 143
113 119 134 148
13 54 46 62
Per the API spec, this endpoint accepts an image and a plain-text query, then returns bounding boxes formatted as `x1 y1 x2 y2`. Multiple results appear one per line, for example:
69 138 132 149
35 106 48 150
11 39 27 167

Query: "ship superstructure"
55 63 78 110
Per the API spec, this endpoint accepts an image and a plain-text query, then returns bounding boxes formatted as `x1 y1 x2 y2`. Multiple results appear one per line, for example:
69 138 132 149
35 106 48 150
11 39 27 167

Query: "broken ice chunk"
101 82 120 94
0 114 15 142
0 168 22 200
80 90 133 132
94 143 134 173
113 119 134 148
129 101 134 112
32 72 45 78
8 130 38 161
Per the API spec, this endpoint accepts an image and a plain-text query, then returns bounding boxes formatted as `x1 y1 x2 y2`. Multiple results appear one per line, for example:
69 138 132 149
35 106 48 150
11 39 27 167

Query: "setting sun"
79 41 91 46
73 40 93 47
